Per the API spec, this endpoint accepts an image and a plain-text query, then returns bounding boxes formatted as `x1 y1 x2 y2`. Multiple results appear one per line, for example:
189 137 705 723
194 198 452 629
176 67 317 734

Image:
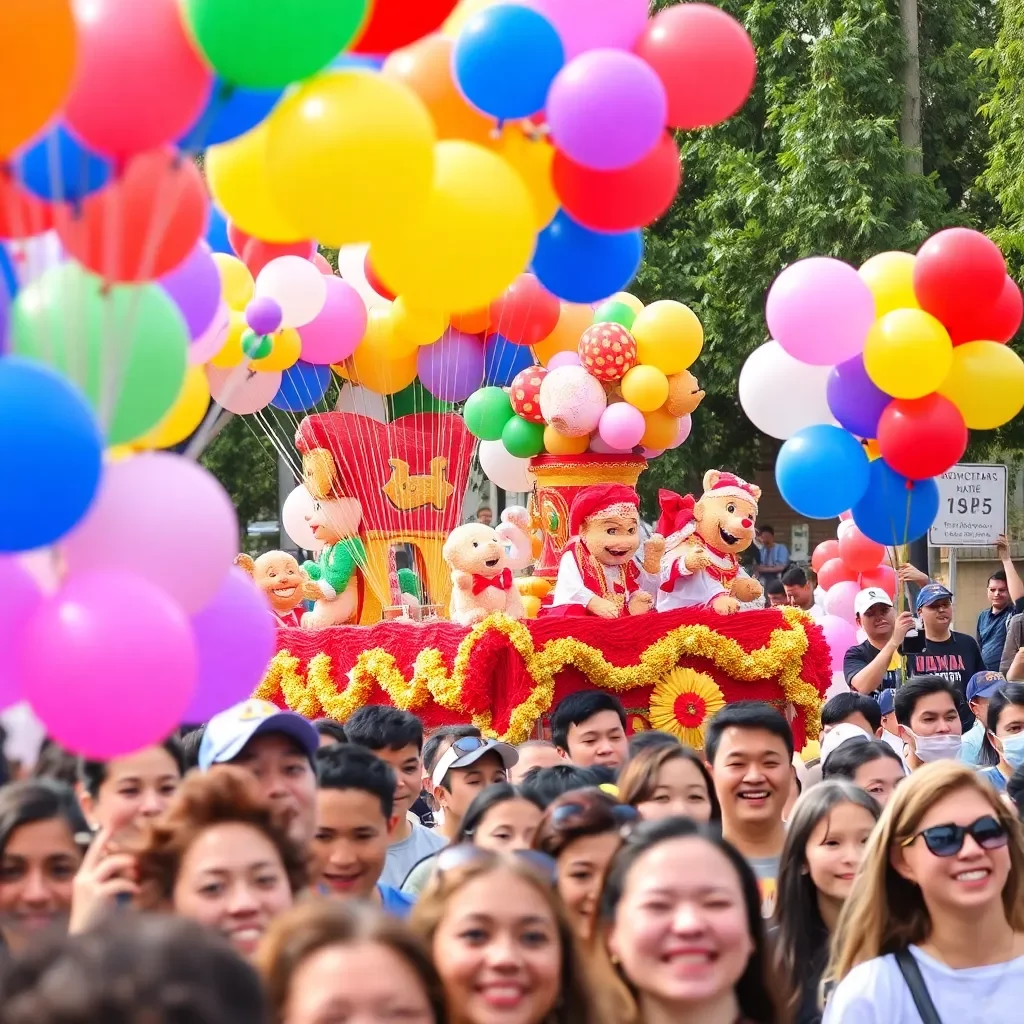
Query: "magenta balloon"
547 50 667 170
22 569 196 759
0 557 43 709
524 0 649 59
183 567 276 722
547 350 581 369
207 365 283 414
189 302 230 364
61 453 238 614
417 329 485 402
159 242 220 339
297 276 368 364
819 613 858 673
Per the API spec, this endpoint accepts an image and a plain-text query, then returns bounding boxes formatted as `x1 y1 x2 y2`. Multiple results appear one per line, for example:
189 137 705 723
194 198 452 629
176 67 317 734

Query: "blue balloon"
0 247 13 350
827 357 891 439
453 5 564 120
0 358 103 552
331 55 386 71
484 333 535 387
18 125 112 203
207 206 232 255
533 212 643 304
852 460 940 546
271 361 332 413
776 425 871 519
179 80 284 150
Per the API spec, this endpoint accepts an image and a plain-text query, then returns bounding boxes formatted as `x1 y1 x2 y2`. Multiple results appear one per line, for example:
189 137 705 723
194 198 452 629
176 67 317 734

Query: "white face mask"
908 730 962 763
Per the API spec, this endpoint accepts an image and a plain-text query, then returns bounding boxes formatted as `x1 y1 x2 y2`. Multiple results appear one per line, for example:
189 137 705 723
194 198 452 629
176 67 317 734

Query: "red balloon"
552 132 682 233
55 149 207 282
948 274 1022 346
859 564 896 599
838 525 885 573
818 557 858 592
364 253 397 301
877 394 967 481
0 167 54 239
811 539 840 573
488 274 561 346
352 0 459 54
228 223 316 278
634 4 756 130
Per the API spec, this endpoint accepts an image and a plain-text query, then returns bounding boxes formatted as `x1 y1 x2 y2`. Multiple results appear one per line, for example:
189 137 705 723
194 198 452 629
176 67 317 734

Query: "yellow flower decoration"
649 668 727 749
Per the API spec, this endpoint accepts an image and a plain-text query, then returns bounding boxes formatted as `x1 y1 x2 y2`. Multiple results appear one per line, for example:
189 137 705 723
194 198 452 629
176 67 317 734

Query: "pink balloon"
0 557 43 709
64 0 213 157
819 614 858 674
589 436 633 454
189 302 230 365
207 365 283 414
22 570 197 759
766 257 876 366
297 276 368 364
641 447 664 458
183 568 276 723
525 0 649 59
669 414 692 449
859 564 897 598
312 252 334 275
824 580 860 624
598 402 645 449
61 453 238 615
547 350 582 370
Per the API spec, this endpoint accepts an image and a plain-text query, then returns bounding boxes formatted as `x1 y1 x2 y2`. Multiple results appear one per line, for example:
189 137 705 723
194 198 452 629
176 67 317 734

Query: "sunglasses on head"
901 815 1008 858
550 800 639 828
434 843 558 885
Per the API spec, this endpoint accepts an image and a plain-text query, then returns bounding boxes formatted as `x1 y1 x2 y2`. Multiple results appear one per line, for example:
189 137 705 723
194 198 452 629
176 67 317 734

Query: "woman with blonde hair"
824 761 1024 1022
616 743 719 824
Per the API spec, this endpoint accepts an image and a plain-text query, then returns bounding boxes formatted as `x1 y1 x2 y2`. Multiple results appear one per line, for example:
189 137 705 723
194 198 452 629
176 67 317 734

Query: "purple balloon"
827 357 892 439
183 567 277 723
0 556 43 709
246 296 283 335
159 242 220 340
417 329 485 402
547 50 667 171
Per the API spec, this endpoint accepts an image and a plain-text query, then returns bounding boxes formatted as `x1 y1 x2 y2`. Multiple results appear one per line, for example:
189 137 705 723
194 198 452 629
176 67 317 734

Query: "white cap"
820 723 871 767
854 587 893 618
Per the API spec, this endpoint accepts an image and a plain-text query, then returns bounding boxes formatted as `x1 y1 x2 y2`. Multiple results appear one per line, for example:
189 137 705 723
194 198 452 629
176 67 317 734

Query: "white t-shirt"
823 946 1024 1023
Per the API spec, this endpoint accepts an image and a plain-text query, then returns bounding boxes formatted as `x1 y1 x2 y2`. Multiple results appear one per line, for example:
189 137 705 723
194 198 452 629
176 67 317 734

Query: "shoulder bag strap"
895 949 944 1024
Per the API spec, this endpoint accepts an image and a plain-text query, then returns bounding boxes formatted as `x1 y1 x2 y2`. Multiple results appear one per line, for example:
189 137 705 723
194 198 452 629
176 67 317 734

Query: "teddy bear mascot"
443 507 534 626
547 483 665 618
301 495 367 628
235 551 319 628
656 471 763 615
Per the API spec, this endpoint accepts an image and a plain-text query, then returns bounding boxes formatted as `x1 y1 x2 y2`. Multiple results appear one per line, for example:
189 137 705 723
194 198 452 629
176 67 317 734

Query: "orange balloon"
493 126 558 230
0 1 77 157
383 34 494 145
533 302 593 364
450 307 490 333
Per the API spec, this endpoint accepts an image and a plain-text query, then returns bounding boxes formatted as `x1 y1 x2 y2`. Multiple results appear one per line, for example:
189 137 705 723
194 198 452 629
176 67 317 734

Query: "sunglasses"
901 815 1008 858
435 843 558 885
550 800 639 828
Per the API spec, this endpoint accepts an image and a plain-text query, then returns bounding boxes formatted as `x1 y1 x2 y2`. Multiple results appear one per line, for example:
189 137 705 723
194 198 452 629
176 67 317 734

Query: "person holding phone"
844 588 916 695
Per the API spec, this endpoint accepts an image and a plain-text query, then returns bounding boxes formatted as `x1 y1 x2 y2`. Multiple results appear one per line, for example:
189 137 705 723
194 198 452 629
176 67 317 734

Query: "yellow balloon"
135 366 211 449
863 309 952 399
341 347 419 396
632 300 704 375
612 292 645 315
212 254 254 312
267 70 436 248
858 251 918 317
392 297 447 348
493 126 558 230
939 341 1024 429
251 327 302 372
360 303 420 361
533 302 593 364
210 311 248 368
543 424 590 455
641 407 681 450
106 445 137 463
620 365 669 412
206 121 304 242
370 141 535 313
520 594 542 618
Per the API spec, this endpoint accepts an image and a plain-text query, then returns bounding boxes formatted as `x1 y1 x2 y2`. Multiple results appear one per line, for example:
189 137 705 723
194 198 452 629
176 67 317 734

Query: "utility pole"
899 0 923 175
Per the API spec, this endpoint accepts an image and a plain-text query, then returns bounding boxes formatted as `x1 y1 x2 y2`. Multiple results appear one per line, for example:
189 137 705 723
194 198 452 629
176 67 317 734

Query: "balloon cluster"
741 228 1024 547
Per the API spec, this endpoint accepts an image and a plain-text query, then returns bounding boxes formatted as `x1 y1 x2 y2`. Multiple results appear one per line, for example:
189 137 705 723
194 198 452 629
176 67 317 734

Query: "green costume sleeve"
397 567 422 601
321 537 367 594
303 559 321 581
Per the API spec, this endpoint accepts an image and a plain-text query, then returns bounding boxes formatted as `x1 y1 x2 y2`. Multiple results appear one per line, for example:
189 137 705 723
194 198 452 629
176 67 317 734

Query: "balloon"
837 526 885 574
391 297 446 349
271 361 333 412
207 206 232 254
738 341 834 439
465 387 515 440
539 365 607 436
631 300 703 375
775 425 871 519
190 303 230 364
246 297 283 336
10 265 188 445
213 253 255 311
811 539 840 573
598 403 646 450
0 170 54 240
183 568 276 723
371 141 535 312
345 346 419 396
547 351 581 370
613 292 645 315
484 334 536 387
502 415 546 458
863 309 953 399
492 127 559 231
159 243 221 340
453 5 564 119
228 224 315 278
851 460 940 546
766 257 875 366
877 394 967 480
523 0 648 59
533 302 594 364
356 305 412 366
22 570 196 759
640 407 680 450
447 308 489 339
207 365 283 414
547 50 667 171
364 255 398 303
313 253 333 275
298 277 368 365
593 299 637 330
18 126 112 203
859 564 897 599
0 556 43 707
211 313 252 368
417 329 485 402
578 322 636 381
543 424 590 455
818 557 858 592
823 581 860 625
533 211 643 303
489 274 560 346
670 414 693 449
826 357 891 440
282 485 323 552
255 256 327 329
64 0 212 157
179 80 283 150
250 327 302 372
552 132 681 233
938 340 1024 429
819 615 858 674
62 453 237 614
137 365 211 449
55 149 208 283
386 379 452 418
0 359 103 553
479 439 533 491
353 0 459 53
634 4 756 130
589 435 632 455
858 251 919 317
183 0 366 88
954 275 1023 346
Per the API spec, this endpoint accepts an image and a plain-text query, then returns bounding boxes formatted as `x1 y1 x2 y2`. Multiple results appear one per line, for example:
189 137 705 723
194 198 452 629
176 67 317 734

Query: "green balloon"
465 387 514 441
10 264 188 446
183 0 369 89
502 415 545 458
387 379 452 420
594 300 636 330
242 330 273 359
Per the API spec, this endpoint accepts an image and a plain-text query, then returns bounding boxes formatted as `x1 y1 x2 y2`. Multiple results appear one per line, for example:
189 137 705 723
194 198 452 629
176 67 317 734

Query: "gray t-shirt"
381 820 447 889
747 855 780 918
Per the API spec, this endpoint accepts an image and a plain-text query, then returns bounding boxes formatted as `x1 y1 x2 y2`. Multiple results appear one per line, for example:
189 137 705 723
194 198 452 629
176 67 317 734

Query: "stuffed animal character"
664 369 706 418
548 483 664 618
443 506 532 626
235 551 318 628
656 471 763 615
301 496 367 628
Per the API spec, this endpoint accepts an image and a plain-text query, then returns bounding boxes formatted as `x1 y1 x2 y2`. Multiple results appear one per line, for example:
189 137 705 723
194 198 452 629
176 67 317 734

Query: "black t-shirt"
843 640 903 693
905 630 985 728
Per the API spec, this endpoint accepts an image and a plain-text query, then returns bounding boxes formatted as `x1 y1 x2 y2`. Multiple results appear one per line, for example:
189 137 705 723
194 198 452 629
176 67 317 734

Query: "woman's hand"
69 828 140 934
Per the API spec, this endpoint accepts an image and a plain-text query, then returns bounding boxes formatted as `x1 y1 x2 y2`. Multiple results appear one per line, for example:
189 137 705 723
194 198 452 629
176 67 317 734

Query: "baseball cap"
916 583 953 613
431 735 519 789
819 723 871 767
854 587 893 617
966 671 1006 702
199 699 319 771
877 689 895 716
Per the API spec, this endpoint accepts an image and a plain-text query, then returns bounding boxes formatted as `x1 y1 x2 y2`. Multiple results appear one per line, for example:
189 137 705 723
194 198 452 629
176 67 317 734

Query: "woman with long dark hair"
977 683 1024 793
617 743 719 824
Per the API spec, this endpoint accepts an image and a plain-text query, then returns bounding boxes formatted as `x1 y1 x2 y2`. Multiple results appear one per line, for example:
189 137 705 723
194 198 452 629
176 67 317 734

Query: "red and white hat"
706 472 758 509
569 483 640 538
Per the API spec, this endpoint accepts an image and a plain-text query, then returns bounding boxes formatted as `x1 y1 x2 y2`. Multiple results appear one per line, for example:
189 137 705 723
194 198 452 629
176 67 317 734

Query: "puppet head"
443 523 510 577
693 471 760 555
235 551 308 615
305 496 363 546
570 483 642 567
664 370 706 418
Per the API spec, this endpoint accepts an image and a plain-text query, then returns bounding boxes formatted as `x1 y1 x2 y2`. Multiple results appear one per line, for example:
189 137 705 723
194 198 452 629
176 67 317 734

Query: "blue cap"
877 689 895 716
199 699 319 770
915 583 953 613
966 671 1005 702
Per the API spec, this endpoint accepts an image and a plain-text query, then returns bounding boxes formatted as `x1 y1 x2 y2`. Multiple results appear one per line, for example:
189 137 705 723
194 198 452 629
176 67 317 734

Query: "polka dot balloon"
509 365 548 424
578 322 637 382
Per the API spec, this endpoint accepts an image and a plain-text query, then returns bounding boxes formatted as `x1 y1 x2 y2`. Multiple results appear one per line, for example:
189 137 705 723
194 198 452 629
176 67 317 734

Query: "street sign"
928 464 1007 546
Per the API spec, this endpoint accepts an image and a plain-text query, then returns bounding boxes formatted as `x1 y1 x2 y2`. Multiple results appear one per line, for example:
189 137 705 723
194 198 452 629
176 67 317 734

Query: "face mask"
908 730 962 763
997 733 1024 770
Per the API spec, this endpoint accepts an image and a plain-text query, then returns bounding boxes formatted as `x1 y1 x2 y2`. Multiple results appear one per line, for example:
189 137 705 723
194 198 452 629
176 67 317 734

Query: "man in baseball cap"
844 587 916 696
961 670 1007 766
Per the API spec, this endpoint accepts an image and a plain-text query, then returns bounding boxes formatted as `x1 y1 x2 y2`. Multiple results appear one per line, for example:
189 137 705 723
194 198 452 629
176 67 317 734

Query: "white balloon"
337 243 390 309
479 440 534 493
335 382 387 423
255 255 327 328
738 341 833 439
282 485 323 553
825 670 851 699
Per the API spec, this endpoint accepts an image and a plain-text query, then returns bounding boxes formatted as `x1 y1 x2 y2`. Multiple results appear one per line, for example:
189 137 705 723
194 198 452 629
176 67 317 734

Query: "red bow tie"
472 568 513 594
